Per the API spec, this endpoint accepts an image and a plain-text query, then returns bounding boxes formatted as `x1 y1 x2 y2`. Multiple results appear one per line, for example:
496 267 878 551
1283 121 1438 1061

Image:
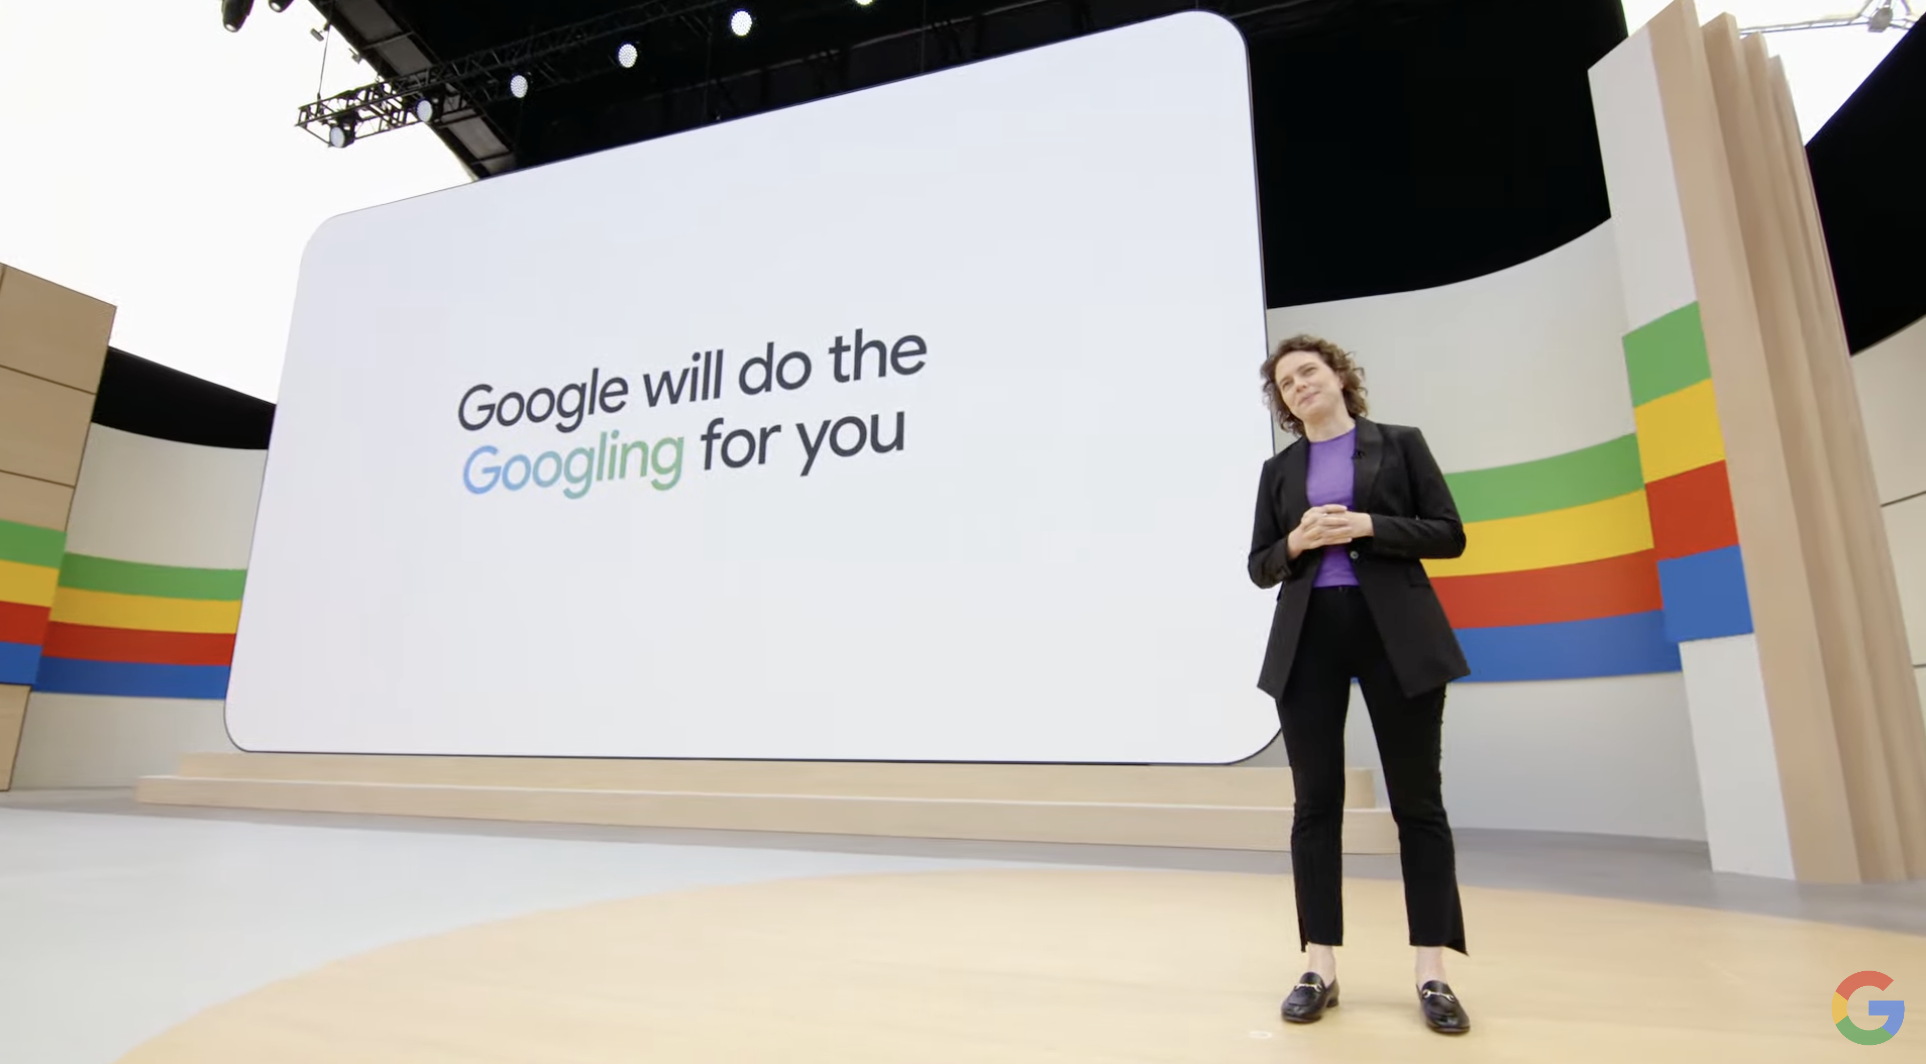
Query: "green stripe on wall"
1445 435 1646 523
1623 302 1712 407
57 554 247 601
0 518 67 569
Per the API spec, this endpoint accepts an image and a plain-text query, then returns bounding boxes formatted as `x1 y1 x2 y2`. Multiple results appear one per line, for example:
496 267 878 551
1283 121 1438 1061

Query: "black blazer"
1248 416 1471 700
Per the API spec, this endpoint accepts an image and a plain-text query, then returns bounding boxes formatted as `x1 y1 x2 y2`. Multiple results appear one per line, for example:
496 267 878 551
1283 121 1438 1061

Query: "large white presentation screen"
226 12 1280 763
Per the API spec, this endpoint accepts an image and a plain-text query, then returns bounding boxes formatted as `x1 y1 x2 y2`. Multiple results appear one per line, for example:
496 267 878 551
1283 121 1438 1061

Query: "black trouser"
1277 585 1467 955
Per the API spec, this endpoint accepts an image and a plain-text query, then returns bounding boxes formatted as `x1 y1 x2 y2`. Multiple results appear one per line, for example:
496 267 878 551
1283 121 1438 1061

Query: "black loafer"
1418 980 1470 1034
1280 972 1339 1023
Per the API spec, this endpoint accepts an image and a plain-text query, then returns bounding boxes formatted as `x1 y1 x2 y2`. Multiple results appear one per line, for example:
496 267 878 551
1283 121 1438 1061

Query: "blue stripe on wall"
0 640 42 685
30 658 231 699
1457 610 1681 682
1657 545 1754 642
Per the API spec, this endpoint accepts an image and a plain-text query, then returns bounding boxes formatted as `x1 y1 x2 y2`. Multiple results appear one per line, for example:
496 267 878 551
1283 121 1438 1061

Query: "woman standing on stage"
1246 334 1474 1035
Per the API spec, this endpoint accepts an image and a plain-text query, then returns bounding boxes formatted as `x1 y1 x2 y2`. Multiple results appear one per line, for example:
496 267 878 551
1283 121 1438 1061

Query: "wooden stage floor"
110 865 1923 1062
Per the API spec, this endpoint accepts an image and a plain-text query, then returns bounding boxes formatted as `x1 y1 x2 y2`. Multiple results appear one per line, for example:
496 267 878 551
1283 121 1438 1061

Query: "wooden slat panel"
1646 1 1860 882
0 469 73 532
0 264 114 393
1753 41 1926 877
0 366 95 486
1704 15 1908 881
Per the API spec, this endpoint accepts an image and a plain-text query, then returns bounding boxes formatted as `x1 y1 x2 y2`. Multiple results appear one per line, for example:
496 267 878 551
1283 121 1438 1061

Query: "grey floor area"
3 788 1924 1064
16 787 1924 934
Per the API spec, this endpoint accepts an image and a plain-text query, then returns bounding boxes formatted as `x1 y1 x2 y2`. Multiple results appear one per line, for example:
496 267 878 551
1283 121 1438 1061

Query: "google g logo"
1835 971 1905 1045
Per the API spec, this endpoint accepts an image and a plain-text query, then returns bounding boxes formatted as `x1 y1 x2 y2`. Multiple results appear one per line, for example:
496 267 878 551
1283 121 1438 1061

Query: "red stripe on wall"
1646 461 1740 561
40 623 237 667
0 599 52 645
1433 550 1665 629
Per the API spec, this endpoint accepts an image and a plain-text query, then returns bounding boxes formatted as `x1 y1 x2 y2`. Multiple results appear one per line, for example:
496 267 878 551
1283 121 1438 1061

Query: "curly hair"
1261 334 1369 437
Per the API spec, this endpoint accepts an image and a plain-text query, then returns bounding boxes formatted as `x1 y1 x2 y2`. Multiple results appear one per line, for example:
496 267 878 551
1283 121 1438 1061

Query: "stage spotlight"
267 0 295 11
1870 2 1894 31
856 0 875 6
510 73 529 98
414 97 434 122
731 9 753 36
328 116 356 149
222 0 253 32
617 42 638 68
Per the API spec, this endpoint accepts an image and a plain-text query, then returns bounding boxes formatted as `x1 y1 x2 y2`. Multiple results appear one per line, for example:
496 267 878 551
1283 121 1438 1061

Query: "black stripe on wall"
91 348 275 450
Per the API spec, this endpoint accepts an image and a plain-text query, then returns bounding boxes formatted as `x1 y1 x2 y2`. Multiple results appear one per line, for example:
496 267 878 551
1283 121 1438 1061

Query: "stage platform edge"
136 753 1397 853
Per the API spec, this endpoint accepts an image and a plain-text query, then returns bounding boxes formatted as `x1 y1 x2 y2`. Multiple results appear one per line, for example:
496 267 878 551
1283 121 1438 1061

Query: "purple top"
1306 428 1359 587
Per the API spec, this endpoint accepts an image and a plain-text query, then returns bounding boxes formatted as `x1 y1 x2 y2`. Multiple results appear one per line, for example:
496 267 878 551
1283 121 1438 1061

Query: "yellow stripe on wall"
1424 490 1655 578
49 588 242 634
0 557 60 608
1634 378 1726 483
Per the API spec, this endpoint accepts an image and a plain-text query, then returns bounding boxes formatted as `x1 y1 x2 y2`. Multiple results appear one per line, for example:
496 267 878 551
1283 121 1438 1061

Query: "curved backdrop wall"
35 423 259 699
8 350 268 788
1265 222 1710 839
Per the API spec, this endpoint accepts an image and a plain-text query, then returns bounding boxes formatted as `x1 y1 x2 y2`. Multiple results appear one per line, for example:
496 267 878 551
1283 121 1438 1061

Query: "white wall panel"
1852 313 1926 505
1265 224 1636 473
13 693 237 789
62 425 266 569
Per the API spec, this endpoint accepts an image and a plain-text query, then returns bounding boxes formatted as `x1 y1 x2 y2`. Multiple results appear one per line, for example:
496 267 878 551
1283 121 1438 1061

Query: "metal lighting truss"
1741 0 1916 35
295 0 1429 151
295 0 721 146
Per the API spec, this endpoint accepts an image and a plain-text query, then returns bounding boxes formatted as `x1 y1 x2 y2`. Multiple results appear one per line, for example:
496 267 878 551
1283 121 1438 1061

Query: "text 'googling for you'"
453 329 930 501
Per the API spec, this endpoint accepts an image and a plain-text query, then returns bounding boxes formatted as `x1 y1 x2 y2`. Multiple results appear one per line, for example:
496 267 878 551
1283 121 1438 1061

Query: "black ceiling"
304 0 1629 311
311 0 1492 180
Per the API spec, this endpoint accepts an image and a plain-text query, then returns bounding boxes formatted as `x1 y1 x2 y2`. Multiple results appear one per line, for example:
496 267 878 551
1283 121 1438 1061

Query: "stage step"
157 753 1383 805
136 754 1398 853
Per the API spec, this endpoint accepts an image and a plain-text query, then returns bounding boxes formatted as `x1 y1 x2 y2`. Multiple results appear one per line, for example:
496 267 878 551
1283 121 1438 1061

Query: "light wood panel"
0 683 29 791
163 752 1377 807
0 264 114 392
136 773 1400 852
113 867 1926 1063
0 365 95 486
138 754 1396 852
0 469 73 531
